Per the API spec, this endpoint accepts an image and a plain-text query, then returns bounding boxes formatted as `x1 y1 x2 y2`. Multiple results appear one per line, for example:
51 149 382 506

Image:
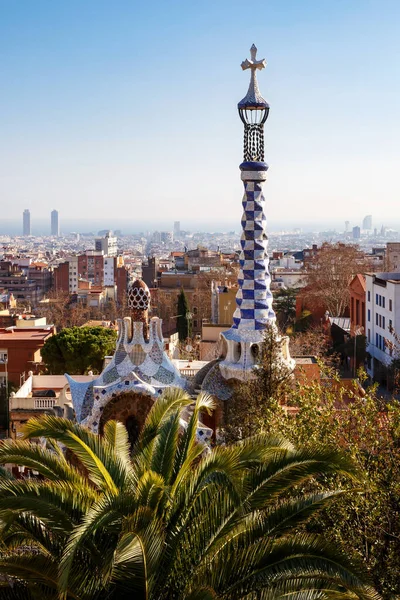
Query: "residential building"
302 244 319 269
23 209 30 236
0 261 39 305
142 257 159 289
0 323 55 387
51 209 59 236
386 242 400 272
9 373 95 439
78 251 104 286
155 271 212 335
365 272 400 380
28 263 53 297
104 256 115 286
185 247 222 271
68 256 79 293
211 281 237 324
95 231 117 257
53 261 70 293
349 274 366 336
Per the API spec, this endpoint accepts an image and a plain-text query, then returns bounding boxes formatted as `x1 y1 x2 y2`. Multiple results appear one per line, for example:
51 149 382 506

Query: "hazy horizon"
0 216 397 237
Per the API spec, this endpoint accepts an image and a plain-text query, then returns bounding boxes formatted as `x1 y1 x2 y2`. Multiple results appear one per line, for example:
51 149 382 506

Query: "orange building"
349 274 366 336
0 326 55 387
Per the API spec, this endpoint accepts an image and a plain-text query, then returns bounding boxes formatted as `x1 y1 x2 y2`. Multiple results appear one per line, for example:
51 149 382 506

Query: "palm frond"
0 440 83 485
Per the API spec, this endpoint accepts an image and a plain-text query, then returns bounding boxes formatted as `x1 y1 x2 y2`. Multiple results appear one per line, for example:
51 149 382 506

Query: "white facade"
365 272 400 377
95 232 118 257
68 256 78 293
104 257 115 286
271 270 308 289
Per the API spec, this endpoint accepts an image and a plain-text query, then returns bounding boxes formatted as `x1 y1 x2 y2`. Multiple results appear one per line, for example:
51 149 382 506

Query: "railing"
179 368 197 377
10 397 57 411
34 398 57 409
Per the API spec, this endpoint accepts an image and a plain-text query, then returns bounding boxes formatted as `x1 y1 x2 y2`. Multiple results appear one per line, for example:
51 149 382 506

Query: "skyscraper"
174 221 180 237
362 215 372 230
51 210 59 236
352 226 361 239
23 209 30 236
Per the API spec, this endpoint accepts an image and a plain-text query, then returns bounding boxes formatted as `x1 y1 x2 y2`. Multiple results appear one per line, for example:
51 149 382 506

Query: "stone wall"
99 391 154 437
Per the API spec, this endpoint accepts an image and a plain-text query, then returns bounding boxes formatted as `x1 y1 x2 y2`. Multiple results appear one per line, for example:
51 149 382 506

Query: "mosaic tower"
220 45 293 380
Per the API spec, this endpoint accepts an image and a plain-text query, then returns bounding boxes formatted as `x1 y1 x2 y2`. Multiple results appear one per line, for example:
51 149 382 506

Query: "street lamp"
238 44 270 163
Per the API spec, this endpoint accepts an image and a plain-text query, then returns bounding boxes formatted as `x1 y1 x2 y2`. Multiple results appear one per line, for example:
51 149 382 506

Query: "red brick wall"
53 262 69 292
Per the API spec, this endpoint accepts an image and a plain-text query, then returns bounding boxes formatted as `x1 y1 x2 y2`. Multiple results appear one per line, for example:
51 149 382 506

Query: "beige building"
386 243 400 272
9 373 96 439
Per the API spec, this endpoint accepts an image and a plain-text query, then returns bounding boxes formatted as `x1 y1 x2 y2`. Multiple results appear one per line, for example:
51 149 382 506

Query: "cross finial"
241 44 266 72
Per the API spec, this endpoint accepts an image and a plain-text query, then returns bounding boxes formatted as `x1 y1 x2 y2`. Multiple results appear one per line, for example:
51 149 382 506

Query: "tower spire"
219 44 294 380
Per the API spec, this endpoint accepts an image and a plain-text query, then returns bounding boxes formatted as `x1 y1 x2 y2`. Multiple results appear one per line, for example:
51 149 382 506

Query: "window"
389 299 393 311
389 319 393 332
379 314 382 328
376 332 379 347
383 316 385 329
376 293 379 305
368 329 370 342
0 351 7 364
376 313 378 326
368 290 371 302
383 297 385 308
368 309 371 322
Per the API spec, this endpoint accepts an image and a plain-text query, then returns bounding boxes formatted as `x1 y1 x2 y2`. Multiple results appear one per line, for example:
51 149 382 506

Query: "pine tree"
177 289 191 341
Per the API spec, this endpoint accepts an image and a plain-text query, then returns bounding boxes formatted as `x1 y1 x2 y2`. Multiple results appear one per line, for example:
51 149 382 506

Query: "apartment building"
365 272 400 379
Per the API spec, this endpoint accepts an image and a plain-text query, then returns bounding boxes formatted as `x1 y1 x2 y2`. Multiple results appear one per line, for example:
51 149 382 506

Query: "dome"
127 279 150 311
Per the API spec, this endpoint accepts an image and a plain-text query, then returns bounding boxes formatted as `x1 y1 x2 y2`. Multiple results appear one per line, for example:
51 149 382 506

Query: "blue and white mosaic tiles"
67 316 188 433
232 162 275 333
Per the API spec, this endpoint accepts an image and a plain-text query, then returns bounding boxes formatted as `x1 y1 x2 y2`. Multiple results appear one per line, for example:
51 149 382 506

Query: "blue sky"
1 0 399 233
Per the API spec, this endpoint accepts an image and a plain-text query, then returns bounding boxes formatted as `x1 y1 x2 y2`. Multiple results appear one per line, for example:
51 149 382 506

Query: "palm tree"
0 388 378 600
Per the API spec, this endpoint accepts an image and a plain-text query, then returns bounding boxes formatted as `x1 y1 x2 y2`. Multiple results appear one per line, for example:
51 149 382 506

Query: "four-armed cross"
241 44 266 73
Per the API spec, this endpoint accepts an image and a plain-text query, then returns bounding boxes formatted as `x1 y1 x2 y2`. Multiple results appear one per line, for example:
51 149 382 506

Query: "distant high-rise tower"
352 226 361 240
23 209 31 236
362 215 372 230
174 221 181 237
51 210 59 236
345 221 350 233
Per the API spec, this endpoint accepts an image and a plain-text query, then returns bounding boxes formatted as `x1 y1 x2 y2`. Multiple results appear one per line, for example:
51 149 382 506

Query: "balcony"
10 396 57 411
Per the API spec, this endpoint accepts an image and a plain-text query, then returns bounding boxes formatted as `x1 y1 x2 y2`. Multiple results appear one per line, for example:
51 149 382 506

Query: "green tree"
41 326 117 374
229 357 400 598
274 287 297 331
224 327 293 442
0 390 377 599
176 288 191 341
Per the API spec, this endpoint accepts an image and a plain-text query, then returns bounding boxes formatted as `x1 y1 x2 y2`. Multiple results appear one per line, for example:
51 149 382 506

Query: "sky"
1 0 400 234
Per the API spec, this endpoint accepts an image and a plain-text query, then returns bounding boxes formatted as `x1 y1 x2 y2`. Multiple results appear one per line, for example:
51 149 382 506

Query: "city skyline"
1 1 400 227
